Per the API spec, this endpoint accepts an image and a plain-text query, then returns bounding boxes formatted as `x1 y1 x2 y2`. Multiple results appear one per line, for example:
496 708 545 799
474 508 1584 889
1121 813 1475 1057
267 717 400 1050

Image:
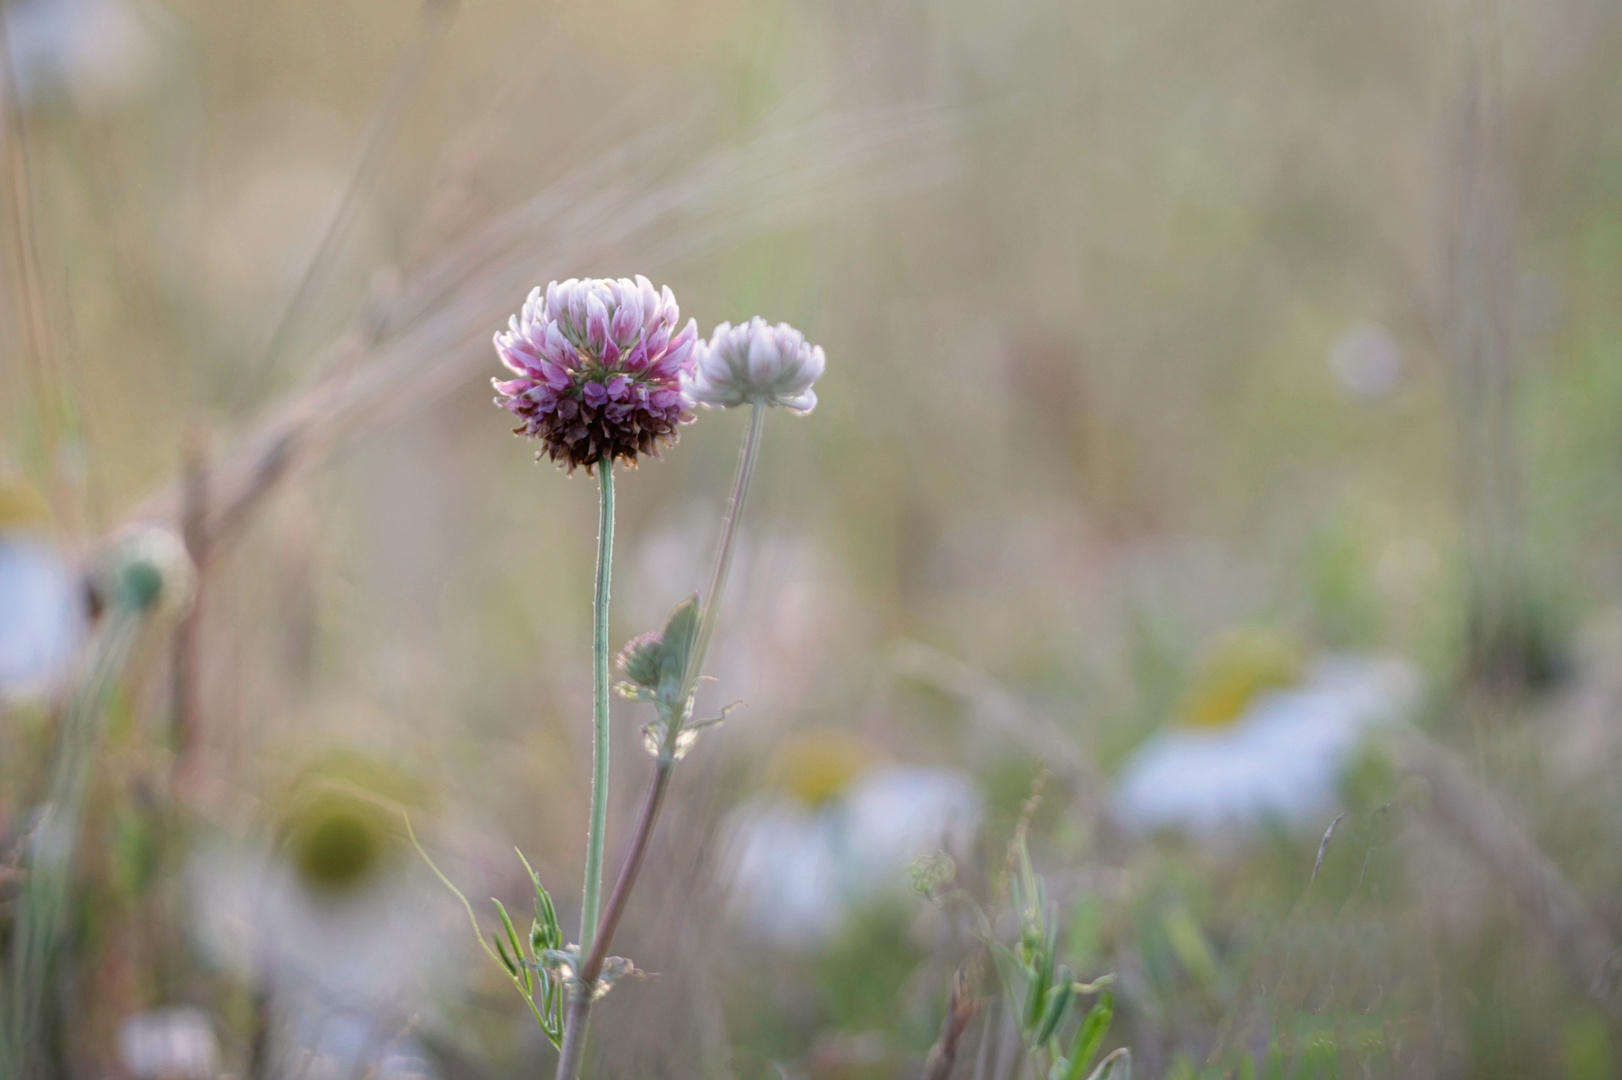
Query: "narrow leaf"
1063 992 1114 1080
1083 1048 1130 1080
494 934 520 977
1035 980 1073 1046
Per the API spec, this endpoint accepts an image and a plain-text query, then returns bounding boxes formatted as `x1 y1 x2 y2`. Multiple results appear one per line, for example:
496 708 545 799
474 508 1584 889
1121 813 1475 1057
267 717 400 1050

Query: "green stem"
683 402 765 702
580 461 615 959
3 612 141 1072
556 407 768 1080
555 759 673 1080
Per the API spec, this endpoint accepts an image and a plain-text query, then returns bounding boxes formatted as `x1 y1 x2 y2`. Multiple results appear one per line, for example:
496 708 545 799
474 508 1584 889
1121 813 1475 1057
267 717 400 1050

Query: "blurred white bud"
684 317 825 414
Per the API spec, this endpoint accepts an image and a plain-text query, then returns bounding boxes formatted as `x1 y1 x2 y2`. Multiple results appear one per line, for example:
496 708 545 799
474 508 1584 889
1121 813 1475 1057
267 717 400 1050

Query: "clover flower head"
682 317 825 415
492 276 699 473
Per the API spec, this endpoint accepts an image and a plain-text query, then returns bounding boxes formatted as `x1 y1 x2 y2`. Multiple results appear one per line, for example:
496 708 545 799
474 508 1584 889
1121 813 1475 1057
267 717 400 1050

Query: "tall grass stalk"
120 106 957 547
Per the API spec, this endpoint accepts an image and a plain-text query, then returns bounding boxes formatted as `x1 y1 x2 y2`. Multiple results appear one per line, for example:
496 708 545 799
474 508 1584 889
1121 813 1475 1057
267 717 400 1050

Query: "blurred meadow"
5 0 1622 1076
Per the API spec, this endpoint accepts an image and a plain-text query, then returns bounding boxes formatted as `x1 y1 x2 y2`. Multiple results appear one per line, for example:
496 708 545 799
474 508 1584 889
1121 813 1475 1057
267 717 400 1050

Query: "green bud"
616 595 700 702
619 632 666 689
97 526 194 616
907 851 957 898
119 561 165 611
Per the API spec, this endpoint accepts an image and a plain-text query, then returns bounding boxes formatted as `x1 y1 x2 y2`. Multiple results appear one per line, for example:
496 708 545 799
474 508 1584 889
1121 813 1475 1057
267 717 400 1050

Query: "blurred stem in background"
171 429 211 786
0 0 84 536
686 402 765 701
230 0 456 410
0 550 176 1075
1446 0 1540 698
0 617 138 1074
579 463 615 962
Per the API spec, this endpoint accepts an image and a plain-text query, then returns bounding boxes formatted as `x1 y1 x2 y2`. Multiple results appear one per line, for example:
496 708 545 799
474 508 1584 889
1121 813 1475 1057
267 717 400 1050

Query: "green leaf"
989 940 1027 999
658 594 700 681
493 933 519 978
493 899 530 990
1035 979 1074 1046
1024 909 1058 1033
1025 965 1051 1033
1063 992 1114 1080
1160 905 1219 990
616 594 700 705
516 848 562 951
404 816 555 1041
1037 910 1059 1016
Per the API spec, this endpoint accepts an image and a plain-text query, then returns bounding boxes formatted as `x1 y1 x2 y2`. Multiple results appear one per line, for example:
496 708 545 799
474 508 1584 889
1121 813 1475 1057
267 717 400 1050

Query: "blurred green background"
5 0 1622 1076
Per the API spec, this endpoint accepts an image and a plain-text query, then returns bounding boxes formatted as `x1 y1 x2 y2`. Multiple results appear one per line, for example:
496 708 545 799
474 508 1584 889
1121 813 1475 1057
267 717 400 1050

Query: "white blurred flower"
1114 654 1422 835
118 1008 219 1080
1327 321 1403 402
0 482 87 701
190 782 451 1079
722 734 980 946
0 538 85 700
5 0 162 112
683 317 825 414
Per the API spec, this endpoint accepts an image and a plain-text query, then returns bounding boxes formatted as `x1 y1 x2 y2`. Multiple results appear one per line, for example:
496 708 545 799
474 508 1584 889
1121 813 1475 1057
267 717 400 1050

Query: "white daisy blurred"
3 0 163 112
1114 627 1422 836
190 778 450 1079
118 1008 219 1080
0 485 87 703
722 732 981 947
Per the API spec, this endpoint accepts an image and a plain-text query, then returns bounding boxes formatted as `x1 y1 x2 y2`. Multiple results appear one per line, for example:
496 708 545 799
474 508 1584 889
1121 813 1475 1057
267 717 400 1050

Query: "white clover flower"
683 317 825 414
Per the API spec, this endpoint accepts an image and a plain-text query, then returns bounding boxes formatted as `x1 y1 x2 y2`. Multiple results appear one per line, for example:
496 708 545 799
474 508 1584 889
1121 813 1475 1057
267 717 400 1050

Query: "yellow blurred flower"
765 729 872 809
1178 623 1306 729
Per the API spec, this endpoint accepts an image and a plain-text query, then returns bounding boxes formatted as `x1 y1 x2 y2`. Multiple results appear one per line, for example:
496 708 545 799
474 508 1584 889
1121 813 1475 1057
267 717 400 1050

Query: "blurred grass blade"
1 612 142 1074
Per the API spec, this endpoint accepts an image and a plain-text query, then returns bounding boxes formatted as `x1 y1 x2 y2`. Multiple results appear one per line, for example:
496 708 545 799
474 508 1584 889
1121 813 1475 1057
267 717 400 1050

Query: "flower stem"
580 462 615 960
555 759 672 1080
683 402 765 701
556 406 769 1080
